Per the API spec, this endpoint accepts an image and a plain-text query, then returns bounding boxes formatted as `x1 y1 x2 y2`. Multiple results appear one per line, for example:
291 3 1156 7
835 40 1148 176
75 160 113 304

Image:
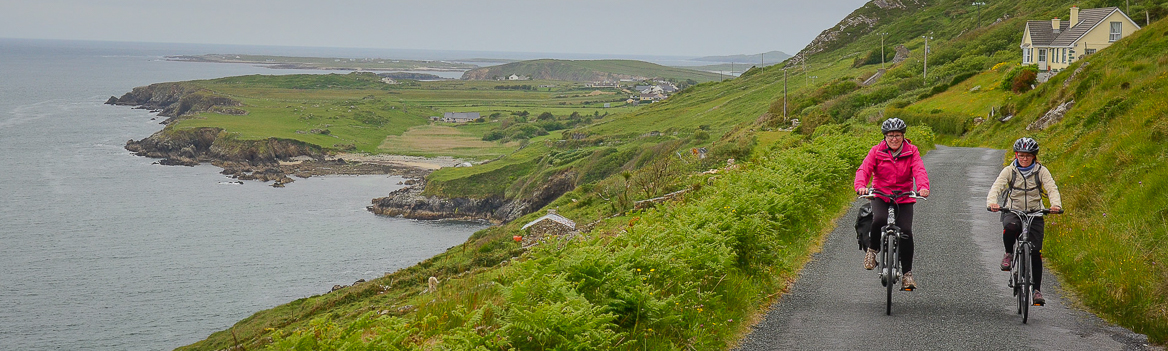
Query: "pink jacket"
853 140 930 204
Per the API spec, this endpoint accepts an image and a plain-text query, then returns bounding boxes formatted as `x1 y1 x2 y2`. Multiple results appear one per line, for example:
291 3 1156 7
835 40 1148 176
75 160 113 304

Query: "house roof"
1027 7 1131 47
521 211 576 231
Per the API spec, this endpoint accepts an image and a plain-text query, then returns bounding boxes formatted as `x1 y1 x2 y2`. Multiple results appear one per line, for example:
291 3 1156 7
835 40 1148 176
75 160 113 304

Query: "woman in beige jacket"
986 137 1062 305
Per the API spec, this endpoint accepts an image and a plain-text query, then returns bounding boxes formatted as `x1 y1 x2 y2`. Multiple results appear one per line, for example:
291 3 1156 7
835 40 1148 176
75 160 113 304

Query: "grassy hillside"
177 0 1168 348
460 59 723 83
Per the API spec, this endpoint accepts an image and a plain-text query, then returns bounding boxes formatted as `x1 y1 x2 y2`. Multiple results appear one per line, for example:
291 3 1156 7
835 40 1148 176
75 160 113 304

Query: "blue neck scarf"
1014 159 1036 175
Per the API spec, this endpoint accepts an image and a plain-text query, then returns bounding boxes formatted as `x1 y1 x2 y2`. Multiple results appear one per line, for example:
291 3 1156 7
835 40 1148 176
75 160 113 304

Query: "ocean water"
0 39 488 350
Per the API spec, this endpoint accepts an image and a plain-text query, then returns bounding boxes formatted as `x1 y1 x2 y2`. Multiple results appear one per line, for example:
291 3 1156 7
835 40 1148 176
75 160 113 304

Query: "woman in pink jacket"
854 118 931 290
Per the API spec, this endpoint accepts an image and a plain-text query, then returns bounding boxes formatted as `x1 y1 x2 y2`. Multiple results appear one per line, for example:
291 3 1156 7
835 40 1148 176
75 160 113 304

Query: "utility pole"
973 2 986 28
880 32 888 69
922 34 933 81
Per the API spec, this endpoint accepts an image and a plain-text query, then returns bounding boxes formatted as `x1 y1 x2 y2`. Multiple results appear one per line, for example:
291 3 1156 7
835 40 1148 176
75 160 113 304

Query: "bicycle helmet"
881 118 907 134
1013 137 1039 154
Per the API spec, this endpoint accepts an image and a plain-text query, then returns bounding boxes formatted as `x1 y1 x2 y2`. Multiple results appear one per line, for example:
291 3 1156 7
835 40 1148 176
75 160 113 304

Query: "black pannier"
855 202 873 251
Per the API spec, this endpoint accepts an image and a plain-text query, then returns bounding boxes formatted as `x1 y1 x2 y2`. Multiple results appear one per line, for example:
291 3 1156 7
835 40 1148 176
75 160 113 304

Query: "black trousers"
869 199 915 272
1003 213 1045 291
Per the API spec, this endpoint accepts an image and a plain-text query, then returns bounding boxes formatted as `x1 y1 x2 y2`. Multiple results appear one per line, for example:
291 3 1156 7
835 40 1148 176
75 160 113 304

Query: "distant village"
431 79 681 123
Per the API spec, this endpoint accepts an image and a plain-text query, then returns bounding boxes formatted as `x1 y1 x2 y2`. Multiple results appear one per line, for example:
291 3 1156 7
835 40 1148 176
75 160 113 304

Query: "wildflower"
637 268 641 272
650 269 655 272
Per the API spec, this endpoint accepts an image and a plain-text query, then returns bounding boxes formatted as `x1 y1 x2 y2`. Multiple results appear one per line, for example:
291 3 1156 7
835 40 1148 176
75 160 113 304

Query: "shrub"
1001 65 1039 93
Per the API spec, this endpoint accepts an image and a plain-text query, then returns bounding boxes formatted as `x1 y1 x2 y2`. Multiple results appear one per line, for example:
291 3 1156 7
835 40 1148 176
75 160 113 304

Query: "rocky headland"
109 83 430 187
110 81 567 221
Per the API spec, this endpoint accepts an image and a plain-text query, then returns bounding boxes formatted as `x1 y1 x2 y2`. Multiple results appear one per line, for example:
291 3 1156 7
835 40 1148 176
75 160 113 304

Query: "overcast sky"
0 0 871 57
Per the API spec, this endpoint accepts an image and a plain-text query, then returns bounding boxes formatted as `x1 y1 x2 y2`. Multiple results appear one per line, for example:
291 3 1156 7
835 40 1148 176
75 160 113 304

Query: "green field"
164 73 638 159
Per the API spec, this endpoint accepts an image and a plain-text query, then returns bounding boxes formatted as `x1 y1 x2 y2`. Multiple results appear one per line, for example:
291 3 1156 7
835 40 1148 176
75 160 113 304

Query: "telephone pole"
880 32 888 69
922 34 933 81
973 2 986 28
783 68 788 118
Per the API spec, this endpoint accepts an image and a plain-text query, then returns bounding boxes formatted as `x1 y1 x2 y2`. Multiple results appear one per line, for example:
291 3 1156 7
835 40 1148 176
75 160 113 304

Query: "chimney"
1070 6 1079 27
1052 18 1062 33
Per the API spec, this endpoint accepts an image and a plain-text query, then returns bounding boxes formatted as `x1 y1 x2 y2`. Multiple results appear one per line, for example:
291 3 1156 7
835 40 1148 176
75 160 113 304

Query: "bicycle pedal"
902 287 915 291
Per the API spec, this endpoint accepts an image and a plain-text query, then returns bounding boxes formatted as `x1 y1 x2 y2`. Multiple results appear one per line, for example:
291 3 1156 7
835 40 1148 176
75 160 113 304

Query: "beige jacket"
986 163 1062 211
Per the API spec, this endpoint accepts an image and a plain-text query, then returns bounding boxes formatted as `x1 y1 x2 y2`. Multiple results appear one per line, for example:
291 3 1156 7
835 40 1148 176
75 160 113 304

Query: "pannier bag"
855 202 873 251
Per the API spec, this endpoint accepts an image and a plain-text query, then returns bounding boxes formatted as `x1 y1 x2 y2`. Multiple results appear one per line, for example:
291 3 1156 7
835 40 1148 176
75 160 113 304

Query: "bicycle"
860 189 926 315
990 207 1062 324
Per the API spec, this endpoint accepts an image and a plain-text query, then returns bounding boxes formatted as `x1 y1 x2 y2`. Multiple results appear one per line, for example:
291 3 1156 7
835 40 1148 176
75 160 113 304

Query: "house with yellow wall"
1021 6 1140 72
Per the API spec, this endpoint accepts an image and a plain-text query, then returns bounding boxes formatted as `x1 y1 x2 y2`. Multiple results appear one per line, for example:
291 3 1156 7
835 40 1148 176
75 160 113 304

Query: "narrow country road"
736 146 1159 350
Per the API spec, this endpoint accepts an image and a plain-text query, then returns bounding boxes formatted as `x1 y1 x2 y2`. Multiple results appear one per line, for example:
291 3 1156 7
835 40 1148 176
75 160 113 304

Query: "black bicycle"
860 189 926 315
992 207 1061 323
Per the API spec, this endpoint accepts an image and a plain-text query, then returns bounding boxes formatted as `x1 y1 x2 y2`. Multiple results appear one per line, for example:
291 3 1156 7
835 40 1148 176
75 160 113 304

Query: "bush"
1001 65 1039 93
886 107 970 135
693 130 710 141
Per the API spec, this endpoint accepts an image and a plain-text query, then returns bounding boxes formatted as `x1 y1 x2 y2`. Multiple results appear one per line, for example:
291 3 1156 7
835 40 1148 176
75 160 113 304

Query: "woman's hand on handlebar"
918 188 930 198
988 203 1001 212
856 187 869 196
1050 206 1062 213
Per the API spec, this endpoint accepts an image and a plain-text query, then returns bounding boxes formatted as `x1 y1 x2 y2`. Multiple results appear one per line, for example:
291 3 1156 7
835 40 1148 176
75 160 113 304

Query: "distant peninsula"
460 59 723 83
168 54 477 72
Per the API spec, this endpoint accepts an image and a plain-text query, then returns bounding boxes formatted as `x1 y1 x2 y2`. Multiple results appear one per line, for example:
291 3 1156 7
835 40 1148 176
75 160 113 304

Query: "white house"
1021 6 1141 71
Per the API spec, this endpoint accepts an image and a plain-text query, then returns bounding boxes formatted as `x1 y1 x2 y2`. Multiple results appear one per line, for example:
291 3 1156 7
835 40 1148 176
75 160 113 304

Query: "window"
1038 49 1046 62
1110 22 1122 42
1023 48 1032 63
1086 48 1097 55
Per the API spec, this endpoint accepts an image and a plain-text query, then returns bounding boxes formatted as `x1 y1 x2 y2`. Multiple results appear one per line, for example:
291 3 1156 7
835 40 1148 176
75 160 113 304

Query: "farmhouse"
442 112 480 123
1021 6 1140 72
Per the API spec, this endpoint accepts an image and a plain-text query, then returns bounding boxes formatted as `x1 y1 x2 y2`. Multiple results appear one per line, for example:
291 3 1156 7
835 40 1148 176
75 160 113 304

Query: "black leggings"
1003 214 1045 291
869 200 915 272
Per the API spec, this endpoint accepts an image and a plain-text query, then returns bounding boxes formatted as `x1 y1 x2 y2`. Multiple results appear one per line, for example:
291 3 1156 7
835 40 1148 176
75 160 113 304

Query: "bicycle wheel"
1020 243 1031 324
885 232 897 315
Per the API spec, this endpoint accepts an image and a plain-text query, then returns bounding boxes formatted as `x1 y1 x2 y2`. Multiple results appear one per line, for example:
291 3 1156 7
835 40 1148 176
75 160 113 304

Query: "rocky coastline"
368 170 577 223
110 81 553 222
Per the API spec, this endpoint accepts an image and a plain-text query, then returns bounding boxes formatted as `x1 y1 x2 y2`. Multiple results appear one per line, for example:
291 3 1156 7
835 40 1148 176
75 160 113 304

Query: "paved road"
736 146 1159 350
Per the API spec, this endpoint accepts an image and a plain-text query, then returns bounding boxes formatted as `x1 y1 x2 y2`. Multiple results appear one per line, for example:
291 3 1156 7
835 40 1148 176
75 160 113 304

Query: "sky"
0 0 871 58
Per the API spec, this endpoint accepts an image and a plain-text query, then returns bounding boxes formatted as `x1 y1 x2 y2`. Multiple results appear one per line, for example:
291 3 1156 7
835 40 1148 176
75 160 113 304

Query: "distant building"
506 74 529 81
588 81 620 88
1021 6 1140 72
640 92 667 101
639 86 665 95
442 112 480 123
520 209 577 245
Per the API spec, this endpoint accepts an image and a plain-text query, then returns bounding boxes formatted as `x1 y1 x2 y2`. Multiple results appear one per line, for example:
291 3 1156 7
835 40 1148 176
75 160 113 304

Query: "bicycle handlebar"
858 188 927 201
986 207 1064 215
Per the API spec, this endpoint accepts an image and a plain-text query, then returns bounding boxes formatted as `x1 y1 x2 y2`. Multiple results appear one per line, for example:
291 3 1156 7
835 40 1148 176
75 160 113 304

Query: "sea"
0 39 498 350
